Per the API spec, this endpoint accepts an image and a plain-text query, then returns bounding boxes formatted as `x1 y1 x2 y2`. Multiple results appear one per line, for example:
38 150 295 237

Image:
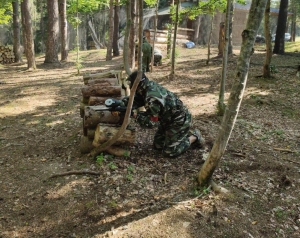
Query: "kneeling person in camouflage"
124 71 205 157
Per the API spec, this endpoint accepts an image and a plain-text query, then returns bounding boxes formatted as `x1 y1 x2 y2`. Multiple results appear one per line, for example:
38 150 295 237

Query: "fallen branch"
48 170 101 179
273 147 294 153
231 152 246 158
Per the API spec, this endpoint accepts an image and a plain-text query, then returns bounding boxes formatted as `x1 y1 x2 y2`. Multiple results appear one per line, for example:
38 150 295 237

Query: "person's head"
126 71 149 93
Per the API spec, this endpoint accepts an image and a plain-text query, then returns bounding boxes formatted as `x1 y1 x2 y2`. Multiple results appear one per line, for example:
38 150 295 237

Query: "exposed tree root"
48 170 101 179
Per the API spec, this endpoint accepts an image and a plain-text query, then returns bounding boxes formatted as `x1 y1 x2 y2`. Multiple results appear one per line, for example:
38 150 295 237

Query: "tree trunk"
206 15 214 65
123 0 132 75
12 0 22 63
58 0 68 62
228 2 234 55
20 0 36 70
198 0 268 187
93 124 136 146
106 0 114 61
81 85 121 98
193 15 201 44
218 22 225 57
218 0 232 116
273 0 288 54
129 0 137 70
290 0 297 42
113 0 120 56
170 0 179 80
45 0 59 63
151 0 159 72
263 0 272 78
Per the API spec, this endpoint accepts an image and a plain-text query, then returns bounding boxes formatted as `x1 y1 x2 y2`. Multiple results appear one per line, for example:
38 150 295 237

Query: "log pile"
79 70 135 157
0 46 15 64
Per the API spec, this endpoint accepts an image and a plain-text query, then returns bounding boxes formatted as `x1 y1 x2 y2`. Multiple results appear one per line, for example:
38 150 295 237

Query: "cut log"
80 135 95 154
87 128 96 139
83 70 122 81
85 78 119 86
88 96 121 106
80 135 130 156
106 146 131 157
81 85 122 97
93 124 136 146
84 106 121 128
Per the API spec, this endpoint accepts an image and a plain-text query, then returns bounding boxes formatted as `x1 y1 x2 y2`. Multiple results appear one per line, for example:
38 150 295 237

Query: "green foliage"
67 0 107 15
108 162 117 170
0 1 12 24
126 164 135 181
180 0 227 20
270 64 278 74
144 0 158 7
95 153 105 166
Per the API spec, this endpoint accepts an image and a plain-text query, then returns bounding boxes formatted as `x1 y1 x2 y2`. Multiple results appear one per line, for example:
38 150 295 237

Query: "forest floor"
0 43 300 238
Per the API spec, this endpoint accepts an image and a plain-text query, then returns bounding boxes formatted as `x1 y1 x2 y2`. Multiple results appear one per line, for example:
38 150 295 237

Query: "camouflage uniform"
142 38 152 72
132 79 192 157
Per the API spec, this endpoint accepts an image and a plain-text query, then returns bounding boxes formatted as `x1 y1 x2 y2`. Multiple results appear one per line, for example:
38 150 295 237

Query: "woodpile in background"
0 46 15 64
79 70 135 157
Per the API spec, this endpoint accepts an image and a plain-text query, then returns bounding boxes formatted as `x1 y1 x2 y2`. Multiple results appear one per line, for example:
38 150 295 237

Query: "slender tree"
198 0 268 188
45 0 59 63
227 1 234 55
273 0 289 54
206 15 214 65
113 0 120 56
217 0 232 116
20 0 36 69
59 0 68 61
170 0 179 80
151 0 159 72
263 0 272 78
123 0 132 75
106 0 114 61
129 0 136 69
12 0 22 63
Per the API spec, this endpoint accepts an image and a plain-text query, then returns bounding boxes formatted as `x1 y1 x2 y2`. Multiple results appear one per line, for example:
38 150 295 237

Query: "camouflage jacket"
142 40 152 58
135 80 188 128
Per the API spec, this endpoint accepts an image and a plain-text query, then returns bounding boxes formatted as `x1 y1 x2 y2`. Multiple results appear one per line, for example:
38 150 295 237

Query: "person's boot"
191 129 205 149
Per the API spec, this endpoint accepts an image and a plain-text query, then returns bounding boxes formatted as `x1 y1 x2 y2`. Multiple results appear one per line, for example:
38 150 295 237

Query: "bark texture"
123 0 132 75
263 0 272 78
106 0 114 61
45 0 59 63
12 0 22 63
20 0 36 69
273 0 289 54
113 0 120 56
58 0 68 61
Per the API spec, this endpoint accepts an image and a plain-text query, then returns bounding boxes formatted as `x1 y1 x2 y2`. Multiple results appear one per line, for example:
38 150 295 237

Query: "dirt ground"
0 45 300 238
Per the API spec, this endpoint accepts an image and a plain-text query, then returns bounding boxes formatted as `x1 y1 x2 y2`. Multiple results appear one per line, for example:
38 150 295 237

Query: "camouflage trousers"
153 109 192 157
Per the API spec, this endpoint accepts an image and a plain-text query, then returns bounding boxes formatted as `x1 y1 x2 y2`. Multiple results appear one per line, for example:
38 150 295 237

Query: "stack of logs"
79 70 135 157
0 46 15 64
